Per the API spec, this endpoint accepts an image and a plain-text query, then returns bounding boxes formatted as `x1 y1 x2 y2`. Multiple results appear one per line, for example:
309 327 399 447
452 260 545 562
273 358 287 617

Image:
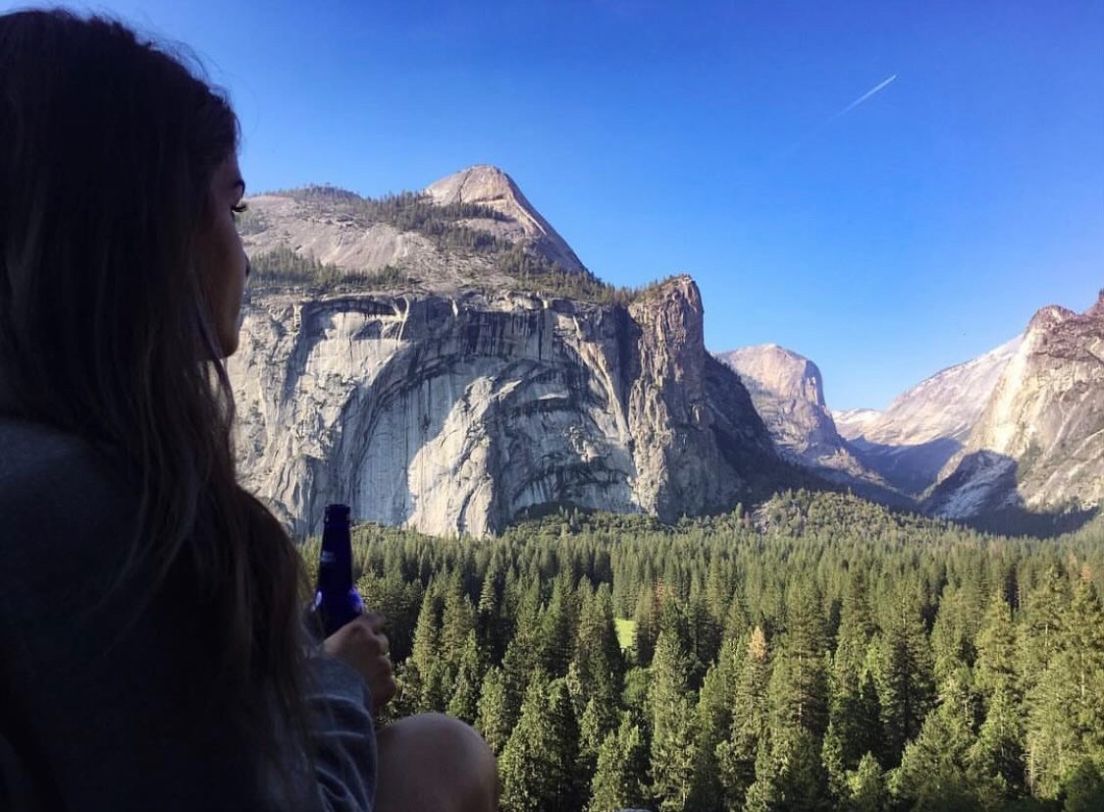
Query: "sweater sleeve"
304 654 378 812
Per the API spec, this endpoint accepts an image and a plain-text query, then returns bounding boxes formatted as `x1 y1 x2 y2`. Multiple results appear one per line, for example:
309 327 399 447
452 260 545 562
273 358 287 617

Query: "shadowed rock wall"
229 277 775 537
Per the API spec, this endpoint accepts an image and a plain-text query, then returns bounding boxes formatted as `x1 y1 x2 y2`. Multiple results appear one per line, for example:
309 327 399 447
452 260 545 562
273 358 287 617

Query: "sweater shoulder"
0 416 131 501
0 416 137 588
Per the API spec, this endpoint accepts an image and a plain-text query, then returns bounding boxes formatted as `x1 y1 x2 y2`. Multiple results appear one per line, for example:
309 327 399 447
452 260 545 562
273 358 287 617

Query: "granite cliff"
927 295 1104 519
228 164 1102 534
716 345 887 492
229 167 778 536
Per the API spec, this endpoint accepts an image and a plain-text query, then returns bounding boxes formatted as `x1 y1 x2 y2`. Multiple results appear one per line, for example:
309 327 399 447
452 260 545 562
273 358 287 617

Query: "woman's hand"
322 612 397 714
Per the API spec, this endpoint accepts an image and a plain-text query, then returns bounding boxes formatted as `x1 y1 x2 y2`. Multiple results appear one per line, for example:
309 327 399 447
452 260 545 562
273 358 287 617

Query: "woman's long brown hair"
0 9 318 802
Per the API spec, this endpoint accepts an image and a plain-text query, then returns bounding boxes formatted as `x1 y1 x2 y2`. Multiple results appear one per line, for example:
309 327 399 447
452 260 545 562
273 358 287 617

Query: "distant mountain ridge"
833 336 1022 495
715 345 890 496
229 163 1103 534
725 297 1102 529
835 336 1023 447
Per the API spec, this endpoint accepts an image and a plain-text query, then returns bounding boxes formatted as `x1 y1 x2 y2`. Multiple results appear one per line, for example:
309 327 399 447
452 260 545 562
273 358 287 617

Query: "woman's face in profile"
197 155 250 358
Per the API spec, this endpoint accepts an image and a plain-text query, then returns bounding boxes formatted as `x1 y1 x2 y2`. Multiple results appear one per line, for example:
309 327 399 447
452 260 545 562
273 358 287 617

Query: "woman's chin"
218 329 240 358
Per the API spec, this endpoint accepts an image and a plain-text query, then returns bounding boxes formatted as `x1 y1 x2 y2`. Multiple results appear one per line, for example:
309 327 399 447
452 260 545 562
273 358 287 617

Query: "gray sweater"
0 416 377 810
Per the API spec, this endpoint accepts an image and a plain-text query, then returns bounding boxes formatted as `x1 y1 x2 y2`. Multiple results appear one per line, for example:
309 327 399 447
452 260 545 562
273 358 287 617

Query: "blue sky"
14 1 1103 409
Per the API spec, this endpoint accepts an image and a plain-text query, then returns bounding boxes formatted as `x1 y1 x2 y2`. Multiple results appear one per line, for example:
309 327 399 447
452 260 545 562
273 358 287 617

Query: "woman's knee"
376 713 497 812
412 713 496 788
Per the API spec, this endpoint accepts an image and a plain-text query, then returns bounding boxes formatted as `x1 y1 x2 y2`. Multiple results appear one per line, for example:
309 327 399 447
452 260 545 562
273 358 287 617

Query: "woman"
0 9 496 811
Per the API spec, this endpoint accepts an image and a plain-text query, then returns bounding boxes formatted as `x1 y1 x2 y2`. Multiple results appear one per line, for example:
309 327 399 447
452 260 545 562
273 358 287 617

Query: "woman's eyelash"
231 202 249 215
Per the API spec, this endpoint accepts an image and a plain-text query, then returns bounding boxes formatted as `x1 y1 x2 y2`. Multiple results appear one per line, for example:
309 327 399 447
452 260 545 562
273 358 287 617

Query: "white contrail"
829 74 898 121
768 73 899 162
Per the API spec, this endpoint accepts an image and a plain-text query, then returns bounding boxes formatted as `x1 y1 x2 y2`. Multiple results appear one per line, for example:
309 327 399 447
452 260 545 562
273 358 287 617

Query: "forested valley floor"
298 491 1104 811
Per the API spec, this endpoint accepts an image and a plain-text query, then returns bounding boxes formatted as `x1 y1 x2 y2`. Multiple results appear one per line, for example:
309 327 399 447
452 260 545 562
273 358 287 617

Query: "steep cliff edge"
229 277 777 537
926 295 1104 518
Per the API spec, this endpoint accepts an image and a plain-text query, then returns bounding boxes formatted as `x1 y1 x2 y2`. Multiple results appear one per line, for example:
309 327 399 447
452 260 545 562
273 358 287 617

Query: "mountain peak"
717 344 825 408
424 164 519 207
424 165 586 275
1028 304 1076 333
714 344 891 491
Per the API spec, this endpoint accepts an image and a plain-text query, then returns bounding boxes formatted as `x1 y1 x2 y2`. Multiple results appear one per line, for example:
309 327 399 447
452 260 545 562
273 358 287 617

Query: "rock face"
716 345 878 488
833 336 1022 495
424 165 586 274
239 191 442 282
832 408 881 438
229 277 776 537
926 296 1104 518
228 166 784 537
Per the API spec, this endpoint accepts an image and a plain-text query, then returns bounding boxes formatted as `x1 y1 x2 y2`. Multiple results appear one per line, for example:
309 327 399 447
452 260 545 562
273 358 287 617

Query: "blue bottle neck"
317 519 353 594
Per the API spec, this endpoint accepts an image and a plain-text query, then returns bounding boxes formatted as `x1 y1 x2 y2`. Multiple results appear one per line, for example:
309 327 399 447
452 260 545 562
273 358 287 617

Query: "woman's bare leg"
374 713 497 812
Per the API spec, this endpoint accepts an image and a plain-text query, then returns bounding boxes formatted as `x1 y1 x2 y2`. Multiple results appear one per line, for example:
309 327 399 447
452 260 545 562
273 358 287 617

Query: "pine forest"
297 490 1104 811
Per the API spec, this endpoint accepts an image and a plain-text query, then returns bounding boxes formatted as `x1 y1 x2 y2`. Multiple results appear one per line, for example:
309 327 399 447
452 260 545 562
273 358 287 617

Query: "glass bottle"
310 503 364 638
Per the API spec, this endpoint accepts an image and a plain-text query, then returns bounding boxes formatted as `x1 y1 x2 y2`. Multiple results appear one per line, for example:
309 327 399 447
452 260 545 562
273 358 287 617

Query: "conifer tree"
589 715 649 812
621 665 651 730
768 583 829 741
875 587 936 765
632 585 660 667
447 630 486 724
968 686 1025 804
821 719 848 801
685 591 721 683
844 753 885 812
475 665 512 756
717 626 771 808
407 582 450 711
439 576 477 664
499 673 582 812
501 581 543 726
969 591 1025 800
548 677 585 809
688 653 734 811
476 562 505 660
356 568 421 662
1059 580 1104 764
770 727 831 810
705 559 732 629
540 573 578 677
1019 567 1070 684
930 587 978 685
1025 579 1104 798
833 569 877 681
1063 760 1104 812
744 737 780 812
890 672 978 809
499 673 552 812
973 590 1018 702
648 624 698 811
572 582 625 703
723 592 752 643
578 692 622 785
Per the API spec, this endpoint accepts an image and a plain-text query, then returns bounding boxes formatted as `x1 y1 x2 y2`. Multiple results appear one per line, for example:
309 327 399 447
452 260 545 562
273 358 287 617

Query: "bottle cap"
324 503 351 524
